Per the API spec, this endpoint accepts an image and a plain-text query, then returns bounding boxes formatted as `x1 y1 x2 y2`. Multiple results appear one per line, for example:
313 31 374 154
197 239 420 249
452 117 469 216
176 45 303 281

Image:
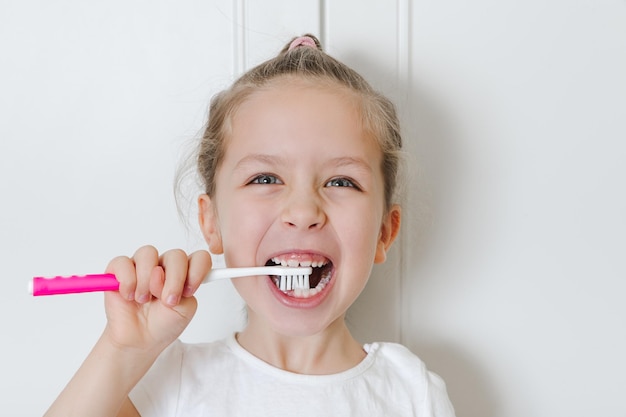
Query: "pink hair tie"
288 36 318 51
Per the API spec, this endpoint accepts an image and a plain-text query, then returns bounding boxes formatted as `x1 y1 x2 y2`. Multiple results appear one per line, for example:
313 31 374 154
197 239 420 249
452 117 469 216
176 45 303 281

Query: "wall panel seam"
319 0 328 47
233 0 246 75
397 0 411 346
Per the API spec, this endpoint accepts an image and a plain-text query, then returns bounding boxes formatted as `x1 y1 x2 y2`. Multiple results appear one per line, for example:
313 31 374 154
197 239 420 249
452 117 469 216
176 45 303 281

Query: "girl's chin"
267 320 334 339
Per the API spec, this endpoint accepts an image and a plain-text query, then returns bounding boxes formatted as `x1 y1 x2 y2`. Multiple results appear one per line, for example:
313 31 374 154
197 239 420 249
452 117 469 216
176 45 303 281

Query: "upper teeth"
271 257 328 268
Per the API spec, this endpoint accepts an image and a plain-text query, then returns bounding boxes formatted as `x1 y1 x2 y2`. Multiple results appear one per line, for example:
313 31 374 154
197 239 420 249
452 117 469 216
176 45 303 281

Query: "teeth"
271 257 327 268
292 284 324 299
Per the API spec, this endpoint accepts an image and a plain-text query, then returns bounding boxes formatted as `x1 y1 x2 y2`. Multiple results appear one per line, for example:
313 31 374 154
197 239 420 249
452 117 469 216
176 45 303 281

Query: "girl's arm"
43 246 211 417
43 329 153 417
118 398 141 417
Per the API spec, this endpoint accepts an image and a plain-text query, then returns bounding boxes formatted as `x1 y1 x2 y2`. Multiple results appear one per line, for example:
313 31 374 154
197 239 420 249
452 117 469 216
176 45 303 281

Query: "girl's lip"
265 267 336 309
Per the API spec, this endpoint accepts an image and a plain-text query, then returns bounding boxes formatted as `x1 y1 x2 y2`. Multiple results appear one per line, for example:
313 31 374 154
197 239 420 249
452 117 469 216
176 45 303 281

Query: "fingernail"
128 292 135 301
137 293 150 304
183 285 194 297
166 294 179 306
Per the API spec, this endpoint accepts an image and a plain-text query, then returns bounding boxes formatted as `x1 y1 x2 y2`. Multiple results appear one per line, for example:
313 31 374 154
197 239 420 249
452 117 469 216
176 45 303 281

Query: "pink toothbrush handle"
30 274 119 296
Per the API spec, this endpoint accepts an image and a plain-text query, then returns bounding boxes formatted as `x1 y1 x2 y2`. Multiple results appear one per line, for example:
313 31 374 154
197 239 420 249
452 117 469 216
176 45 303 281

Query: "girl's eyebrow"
233 154 287 170
232 154 373 174
327 157 374 173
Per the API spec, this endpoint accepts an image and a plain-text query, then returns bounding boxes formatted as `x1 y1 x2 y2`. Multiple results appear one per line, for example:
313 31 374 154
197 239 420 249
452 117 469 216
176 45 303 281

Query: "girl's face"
199 80 400 338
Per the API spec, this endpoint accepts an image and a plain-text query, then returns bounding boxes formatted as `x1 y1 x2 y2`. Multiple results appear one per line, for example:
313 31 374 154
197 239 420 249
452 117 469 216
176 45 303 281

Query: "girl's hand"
102 245 211 354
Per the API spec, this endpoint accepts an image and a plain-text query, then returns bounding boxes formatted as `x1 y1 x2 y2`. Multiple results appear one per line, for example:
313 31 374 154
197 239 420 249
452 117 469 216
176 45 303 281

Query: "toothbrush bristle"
278 272 311 291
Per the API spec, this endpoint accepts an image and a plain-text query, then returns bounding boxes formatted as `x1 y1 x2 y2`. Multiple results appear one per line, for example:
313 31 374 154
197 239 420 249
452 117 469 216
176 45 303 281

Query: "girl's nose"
280 191 326 230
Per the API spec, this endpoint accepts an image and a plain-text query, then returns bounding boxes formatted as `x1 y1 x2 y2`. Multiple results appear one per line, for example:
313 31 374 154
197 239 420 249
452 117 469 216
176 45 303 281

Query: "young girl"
44 35 456 417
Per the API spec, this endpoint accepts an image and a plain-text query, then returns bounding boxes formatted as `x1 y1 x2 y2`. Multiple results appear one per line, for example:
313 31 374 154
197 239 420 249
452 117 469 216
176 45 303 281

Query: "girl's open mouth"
265 256 333 299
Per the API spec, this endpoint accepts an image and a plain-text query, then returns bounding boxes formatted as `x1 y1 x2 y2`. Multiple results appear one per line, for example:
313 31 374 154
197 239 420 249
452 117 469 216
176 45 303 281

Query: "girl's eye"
249 174 282 185
325 177 357 188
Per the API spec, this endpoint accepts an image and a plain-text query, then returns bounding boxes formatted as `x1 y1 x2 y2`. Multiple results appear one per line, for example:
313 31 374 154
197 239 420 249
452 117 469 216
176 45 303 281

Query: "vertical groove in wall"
397 0 411 87
397 0 411 346
233 0 246 75
318 0 329 48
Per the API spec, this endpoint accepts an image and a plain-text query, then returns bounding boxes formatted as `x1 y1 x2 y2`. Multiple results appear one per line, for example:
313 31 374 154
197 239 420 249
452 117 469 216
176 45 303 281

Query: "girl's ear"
374 204 401 264
198 194 224 254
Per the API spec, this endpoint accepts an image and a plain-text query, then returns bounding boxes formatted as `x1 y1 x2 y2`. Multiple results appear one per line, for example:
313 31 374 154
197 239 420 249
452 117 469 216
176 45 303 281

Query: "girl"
44 35 456 417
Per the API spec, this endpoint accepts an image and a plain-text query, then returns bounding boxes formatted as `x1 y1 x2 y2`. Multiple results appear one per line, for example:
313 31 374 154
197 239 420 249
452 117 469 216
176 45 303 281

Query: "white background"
1 1 625 416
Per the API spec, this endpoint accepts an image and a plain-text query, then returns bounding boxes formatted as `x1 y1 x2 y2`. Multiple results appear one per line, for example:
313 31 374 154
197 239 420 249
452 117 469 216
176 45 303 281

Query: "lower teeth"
276 268 332 298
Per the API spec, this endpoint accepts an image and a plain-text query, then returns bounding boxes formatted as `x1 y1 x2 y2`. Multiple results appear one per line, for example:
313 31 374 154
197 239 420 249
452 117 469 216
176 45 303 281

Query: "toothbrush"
29 266 312 296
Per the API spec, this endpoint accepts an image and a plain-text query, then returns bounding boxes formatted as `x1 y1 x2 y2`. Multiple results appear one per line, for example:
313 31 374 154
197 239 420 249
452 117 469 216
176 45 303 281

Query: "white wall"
1 1 625 416
403 2 626 416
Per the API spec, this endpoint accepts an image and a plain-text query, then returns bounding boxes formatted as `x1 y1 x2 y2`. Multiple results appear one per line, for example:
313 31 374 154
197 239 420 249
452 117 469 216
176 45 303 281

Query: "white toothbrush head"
277 269 311 291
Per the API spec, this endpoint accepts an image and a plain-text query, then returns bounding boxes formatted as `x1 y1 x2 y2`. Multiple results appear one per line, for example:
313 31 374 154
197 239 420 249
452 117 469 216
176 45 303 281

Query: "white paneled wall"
1 1 625 416
404 2 626 417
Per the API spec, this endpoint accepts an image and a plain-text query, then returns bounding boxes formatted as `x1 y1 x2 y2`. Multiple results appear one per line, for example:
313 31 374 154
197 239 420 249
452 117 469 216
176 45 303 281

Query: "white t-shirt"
130 334 456 417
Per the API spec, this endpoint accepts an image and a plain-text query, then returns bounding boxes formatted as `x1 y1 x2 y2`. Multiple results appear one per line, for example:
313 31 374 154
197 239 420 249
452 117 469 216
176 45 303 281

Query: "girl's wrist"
98 326 164 376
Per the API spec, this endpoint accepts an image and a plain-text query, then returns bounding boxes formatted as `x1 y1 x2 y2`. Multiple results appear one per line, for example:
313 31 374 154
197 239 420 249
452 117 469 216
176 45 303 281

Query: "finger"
159 249 189 307
132 245 160 304
183 250 212 297
149 265 165 299
105 256 136 301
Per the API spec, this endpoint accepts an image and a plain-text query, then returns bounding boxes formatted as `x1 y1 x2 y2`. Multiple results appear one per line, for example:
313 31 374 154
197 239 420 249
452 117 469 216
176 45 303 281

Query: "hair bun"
283 34 322 53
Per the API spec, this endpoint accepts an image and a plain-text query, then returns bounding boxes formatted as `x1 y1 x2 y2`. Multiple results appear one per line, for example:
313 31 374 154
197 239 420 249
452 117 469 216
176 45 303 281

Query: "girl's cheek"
221 210 268 257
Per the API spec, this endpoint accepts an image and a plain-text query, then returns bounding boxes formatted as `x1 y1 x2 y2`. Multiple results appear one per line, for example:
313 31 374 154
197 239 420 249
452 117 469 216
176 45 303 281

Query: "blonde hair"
197 34 402 211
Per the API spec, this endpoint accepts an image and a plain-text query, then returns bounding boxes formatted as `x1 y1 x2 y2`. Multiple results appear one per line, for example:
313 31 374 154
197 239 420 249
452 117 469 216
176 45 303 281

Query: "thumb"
171 295 198 322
